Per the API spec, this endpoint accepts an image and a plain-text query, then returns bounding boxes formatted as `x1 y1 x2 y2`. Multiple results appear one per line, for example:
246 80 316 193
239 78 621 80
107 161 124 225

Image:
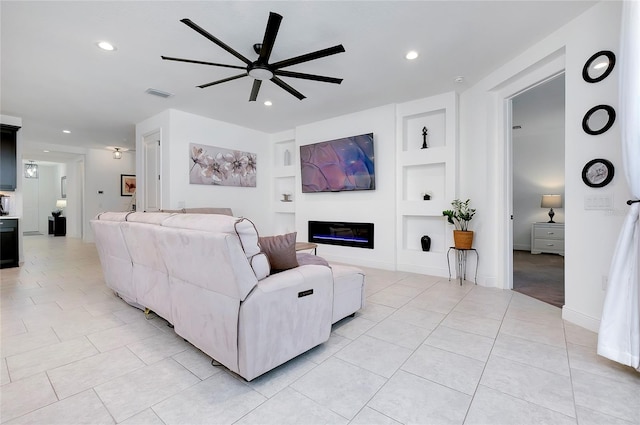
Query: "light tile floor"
1 235 639 424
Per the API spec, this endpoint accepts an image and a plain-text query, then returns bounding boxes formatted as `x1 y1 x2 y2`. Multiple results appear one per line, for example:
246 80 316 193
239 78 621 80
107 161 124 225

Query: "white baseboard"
396 263 449 279
562 306 600 333
322 254 396 271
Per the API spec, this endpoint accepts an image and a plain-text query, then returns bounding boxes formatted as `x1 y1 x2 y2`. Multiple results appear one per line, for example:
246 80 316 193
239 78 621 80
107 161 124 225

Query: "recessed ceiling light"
454 76 465 83
63 130 71 134
97 41 116 51
264 100 273 106
405 51 419 60
43 150 50 153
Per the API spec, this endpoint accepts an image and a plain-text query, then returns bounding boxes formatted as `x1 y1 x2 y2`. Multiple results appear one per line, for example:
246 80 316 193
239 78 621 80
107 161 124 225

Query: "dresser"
531 222 564 255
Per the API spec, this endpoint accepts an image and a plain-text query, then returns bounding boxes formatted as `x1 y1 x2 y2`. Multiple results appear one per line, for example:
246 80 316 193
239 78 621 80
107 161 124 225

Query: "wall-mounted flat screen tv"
300 133 375 193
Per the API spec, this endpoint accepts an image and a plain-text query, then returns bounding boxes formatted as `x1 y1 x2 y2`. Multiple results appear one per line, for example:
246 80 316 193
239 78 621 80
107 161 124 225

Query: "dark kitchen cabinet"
0 218 19 268
0 124 20 191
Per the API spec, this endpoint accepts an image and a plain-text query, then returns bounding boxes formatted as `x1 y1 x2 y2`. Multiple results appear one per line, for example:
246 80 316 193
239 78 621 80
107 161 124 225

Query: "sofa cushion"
259 232 299 273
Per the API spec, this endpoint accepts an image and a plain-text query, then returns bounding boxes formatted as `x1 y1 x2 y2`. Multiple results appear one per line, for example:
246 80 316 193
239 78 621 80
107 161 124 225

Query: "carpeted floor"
513 250 564 308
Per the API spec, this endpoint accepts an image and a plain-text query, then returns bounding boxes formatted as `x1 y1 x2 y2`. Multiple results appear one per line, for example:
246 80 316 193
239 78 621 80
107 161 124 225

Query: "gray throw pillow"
259 232 299 273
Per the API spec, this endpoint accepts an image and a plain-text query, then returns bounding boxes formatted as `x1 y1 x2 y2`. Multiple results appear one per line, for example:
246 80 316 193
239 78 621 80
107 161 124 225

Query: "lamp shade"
56 199 67 209
541 195 562 208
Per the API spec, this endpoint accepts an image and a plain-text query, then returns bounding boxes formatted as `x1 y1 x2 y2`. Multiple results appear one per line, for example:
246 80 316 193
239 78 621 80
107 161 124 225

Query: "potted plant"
443 199 476 249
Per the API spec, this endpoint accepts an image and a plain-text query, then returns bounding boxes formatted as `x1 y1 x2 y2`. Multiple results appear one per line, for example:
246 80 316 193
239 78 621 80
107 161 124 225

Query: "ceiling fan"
161 12 345 101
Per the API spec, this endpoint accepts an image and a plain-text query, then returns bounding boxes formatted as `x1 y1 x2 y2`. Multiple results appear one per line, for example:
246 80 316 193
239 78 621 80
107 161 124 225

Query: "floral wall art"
189 143 257 187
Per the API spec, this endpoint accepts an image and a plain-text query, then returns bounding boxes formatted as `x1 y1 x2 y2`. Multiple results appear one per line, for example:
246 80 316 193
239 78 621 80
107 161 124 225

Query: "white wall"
136 109 272 233
459 1 626 331
295 104 397 269
84 148 135 241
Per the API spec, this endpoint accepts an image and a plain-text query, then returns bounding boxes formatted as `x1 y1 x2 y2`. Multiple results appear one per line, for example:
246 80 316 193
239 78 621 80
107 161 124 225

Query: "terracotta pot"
453 230 474 249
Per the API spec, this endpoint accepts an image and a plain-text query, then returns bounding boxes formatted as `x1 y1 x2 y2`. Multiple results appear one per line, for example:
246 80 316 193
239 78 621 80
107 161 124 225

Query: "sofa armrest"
237 265 333 380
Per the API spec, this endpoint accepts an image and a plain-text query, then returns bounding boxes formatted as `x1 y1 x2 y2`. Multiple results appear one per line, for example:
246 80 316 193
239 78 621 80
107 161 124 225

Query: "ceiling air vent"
145 88 173 98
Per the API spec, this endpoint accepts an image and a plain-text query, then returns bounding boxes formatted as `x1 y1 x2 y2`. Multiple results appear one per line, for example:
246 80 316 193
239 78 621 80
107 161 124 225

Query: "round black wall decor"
582 50 616 83
582 158 614 188
582 105 616 135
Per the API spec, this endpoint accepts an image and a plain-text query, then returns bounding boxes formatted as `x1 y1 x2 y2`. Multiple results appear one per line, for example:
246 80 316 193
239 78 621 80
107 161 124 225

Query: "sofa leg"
349 312 356 318
211 358 222 367
143 308 156 320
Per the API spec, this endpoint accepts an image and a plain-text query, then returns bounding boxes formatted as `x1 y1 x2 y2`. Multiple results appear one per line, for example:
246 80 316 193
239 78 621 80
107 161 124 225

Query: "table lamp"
55 199 67 217
541 195 562 223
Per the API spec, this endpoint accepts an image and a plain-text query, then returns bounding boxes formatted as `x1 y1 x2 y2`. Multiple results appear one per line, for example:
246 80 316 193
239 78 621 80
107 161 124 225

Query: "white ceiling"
1 1 596 155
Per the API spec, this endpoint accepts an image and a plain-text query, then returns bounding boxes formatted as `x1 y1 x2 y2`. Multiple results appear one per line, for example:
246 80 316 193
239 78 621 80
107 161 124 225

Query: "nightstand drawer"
533 226 564 240
533 238 564 252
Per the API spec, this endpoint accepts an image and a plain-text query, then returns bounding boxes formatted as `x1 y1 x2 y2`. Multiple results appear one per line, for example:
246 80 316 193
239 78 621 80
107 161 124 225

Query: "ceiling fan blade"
180 18 251 65
271 45 345 69
249 80 262 102
274 70 343 84
161 56 246 70
258 12 282 64
197 73 247 89
271 76 306 100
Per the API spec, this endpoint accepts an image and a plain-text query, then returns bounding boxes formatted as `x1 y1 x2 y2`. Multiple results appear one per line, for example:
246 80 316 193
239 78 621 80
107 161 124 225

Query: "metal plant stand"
447 247 479 285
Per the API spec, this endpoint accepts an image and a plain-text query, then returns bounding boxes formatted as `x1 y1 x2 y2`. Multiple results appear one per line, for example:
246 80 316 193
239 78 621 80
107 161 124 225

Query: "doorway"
143 131 161 211
510 74 566 307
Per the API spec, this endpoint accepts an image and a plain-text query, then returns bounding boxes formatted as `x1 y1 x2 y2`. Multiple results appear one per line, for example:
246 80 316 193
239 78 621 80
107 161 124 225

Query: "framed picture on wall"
120 174 136 196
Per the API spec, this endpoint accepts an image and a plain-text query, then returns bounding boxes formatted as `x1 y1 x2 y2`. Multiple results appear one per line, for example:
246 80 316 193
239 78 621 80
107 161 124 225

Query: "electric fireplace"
308 221 374 249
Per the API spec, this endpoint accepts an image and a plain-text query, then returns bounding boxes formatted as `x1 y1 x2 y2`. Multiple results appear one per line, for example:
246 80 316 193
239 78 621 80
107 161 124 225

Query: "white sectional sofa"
91 211 365 381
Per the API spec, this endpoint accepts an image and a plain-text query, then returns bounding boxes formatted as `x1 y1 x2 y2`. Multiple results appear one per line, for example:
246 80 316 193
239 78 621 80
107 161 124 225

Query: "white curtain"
597 0 640 369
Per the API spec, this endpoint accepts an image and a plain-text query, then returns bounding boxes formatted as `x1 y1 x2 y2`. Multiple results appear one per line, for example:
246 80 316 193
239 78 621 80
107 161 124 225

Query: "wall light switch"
584 194 613 210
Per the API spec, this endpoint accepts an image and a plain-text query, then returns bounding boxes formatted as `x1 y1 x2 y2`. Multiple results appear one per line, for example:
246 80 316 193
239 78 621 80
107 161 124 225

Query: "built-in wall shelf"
273 139 295 168
402 163 446 203
402 215 446 253
402 108 446 152
270 132 297 234
399 146 448 165
273 211 295 234
396 92 458 276
272 165 296 178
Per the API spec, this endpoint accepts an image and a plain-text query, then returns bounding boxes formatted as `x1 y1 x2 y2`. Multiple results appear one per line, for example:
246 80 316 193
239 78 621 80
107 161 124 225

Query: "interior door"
143 131 161 211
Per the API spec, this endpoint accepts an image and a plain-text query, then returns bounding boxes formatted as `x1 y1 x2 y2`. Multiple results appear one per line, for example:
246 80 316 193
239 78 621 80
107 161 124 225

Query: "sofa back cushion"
161 214 269 281
156 227 257 301
159 207 233 216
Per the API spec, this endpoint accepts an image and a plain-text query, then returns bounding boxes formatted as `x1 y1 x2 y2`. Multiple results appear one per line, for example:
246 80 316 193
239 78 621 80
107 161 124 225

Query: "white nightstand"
531 222 564 255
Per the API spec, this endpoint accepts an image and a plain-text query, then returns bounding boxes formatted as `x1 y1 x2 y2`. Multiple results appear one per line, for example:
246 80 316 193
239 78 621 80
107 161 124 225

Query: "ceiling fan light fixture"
248 66 274 81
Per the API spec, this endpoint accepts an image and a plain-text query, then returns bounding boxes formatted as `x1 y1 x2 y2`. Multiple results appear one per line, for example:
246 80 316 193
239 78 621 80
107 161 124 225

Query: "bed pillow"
259 232 299 273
